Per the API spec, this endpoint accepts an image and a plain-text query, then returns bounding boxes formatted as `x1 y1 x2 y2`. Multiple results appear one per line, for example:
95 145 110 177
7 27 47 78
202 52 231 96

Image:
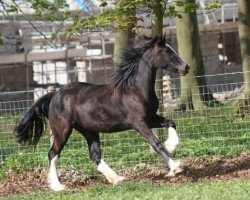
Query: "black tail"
13 92 54 146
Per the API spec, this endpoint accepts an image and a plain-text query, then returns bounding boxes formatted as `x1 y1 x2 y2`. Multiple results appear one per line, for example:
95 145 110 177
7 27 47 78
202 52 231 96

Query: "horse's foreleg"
133 119 182 177
164 127 180 154
80 131 126 185
150 115 180 154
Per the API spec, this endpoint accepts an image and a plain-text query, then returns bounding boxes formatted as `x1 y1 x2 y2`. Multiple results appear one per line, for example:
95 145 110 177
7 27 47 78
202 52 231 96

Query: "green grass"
0 101 249 176
2 179 250 200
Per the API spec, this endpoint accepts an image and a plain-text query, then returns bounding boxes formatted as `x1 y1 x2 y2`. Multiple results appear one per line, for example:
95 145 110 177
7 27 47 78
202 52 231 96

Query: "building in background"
0 0 241 99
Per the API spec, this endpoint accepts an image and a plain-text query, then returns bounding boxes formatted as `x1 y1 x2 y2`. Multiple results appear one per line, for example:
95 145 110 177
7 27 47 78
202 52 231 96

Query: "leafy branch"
0 0 71 47
0 0 221 43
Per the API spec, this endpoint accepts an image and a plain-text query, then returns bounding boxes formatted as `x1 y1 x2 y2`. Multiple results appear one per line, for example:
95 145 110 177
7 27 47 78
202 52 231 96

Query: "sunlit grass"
3 179 250 200
0 101 249 176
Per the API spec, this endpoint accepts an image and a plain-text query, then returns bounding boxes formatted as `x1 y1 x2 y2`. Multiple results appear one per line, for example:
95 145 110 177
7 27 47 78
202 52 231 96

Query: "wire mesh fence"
0 73 249 173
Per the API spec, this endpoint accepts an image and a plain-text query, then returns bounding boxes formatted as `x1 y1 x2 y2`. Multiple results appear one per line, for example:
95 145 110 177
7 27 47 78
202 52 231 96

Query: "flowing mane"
112 35 166 94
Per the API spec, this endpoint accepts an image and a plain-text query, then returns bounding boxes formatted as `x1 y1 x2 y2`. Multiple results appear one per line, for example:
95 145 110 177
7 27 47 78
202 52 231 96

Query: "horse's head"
152 37 190 76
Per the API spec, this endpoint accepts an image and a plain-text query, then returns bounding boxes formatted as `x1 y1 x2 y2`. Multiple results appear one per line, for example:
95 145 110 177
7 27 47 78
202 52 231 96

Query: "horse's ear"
156 34 166 46
163 32 167 41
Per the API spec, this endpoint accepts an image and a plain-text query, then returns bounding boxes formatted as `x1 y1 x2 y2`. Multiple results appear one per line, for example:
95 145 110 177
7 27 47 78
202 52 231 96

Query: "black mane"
112 35 166 94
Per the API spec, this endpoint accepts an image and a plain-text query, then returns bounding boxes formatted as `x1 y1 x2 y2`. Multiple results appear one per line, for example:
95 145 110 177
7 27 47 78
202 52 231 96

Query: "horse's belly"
77 120 130 133
75 107 130 133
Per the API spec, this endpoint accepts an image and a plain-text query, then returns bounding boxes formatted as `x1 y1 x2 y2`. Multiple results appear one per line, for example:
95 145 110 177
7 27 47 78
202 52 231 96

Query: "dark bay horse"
14 35 190 191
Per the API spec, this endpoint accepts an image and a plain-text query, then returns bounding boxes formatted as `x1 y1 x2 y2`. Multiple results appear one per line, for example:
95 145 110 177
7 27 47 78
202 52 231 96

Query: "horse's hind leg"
78 129 126 185
48 117 72 191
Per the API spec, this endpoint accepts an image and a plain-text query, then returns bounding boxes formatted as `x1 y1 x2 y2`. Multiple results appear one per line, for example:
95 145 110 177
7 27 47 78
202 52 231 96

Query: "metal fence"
0 73 249 173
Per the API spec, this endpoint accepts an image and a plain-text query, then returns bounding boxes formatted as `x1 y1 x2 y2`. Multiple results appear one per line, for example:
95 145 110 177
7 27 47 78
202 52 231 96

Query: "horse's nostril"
186 65 190 71
181 64 190 75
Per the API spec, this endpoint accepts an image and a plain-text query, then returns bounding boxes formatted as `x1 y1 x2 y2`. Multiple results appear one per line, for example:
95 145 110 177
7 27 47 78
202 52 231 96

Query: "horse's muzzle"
179 64 190 76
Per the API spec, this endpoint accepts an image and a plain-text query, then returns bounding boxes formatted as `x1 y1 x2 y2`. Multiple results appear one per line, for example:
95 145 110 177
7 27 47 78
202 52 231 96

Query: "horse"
14 35 190 191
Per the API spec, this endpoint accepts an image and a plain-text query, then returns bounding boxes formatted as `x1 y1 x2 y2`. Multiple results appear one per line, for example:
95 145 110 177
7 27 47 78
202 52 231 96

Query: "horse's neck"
135 61 156 100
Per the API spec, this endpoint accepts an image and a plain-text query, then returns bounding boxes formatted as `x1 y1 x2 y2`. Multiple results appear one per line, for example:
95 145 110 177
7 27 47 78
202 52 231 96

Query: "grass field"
0 101 249 178
0 100 249 198
2 179 250 200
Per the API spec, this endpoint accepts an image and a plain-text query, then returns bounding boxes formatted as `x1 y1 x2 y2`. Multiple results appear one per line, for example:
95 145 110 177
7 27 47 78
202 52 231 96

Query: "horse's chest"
149 95 159 114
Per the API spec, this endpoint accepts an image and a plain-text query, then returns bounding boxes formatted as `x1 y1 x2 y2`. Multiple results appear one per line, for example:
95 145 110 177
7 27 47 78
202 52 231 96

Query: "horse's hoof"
164 166 183 177
165 171 175 177
174 166 183 174
113 176 126 186
165 159 183 177
50 183 66 192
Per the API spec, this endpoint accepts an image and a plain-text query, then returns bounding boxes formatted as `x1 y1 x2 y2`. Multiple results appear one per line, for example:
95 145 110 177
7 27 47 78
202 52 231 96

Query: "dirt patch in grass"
131 152 250 185
1 153 249 196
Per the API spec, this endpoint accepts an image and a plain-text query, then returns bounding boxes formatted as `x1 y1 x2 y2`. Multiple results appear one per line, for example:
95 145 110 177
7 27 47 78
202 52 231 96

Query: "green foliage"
30 0 70 21
0 0 221 39
1 0 70 21
165 5 183 18
165 1 221 18
99 0 108 8
63 0 221 37
6 5 18 13
175 1 198 13
203 1 221 11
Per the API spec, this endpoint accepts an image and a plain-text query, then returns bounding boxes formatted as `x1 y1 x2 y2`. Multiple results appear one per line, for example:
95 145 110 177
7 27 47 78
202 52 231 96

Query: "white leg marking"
48 155 66 191
97 159 126 185
165 158 183 177
164 127 180 154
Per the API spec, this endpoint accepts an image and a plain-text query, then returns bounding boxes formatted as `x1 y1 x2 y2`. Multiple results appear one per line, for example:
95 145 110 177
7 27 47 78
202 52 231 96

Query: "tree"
238 0 250 115
0 0 220 111
0 1 220 45
175 0 216 110
113 1 135 69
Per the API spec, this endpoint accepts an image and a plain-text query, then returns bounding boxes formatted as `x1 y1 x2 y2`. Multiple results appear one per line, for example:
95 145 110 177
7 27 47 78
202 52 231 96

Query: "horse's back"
60 82 107 92
50 82 111 117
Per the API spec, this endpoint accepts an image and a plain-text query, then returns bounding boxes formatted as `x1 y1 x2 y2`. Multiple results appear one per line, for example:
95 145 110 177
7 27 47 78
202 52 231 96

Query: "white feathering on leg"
165 158 183 177
164 127 180 154
97 159 126 185
48 155 66 191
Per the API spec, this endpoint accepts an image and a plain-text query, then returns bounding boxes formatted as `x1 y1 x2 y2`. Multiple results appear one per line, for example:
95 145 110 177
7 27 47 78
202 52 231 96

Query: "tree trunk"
176 0 213 110
151 0 164 146
114 30 135 70
113 0 135 70
238 0 250 114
